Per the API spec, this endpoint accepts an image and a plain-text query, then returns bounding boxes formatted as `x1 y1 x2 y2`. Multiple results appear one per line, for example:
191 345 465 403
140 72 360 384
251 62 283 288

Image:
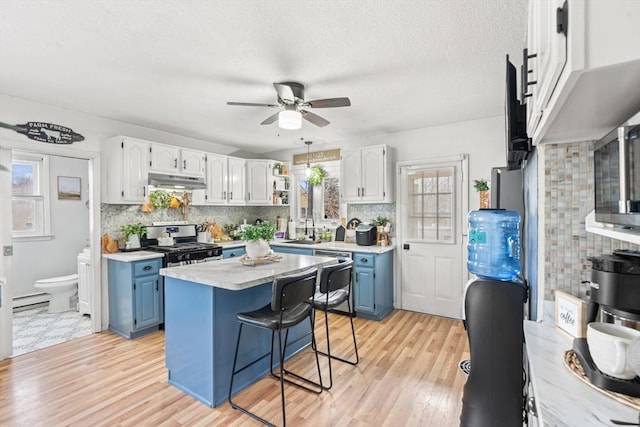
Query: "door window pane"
406 167 455 242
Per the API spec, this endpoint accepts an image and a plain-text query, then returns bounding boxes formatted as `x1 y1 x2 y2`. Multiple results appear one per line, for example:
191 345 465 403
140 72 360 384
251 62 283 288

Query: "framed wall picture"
555 290 587 338
57 176 81 200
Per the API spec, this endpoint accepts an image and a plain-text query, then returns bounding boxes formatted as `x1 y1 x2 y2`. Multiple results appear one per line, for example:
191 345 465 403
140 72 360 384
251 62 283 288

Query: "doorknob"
403 243 410 250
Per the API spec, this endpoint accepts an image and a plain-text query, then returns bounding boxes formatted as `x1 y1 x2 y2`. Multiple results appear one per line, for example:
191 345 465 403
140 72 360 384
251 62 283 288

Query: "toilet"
34 274 79 313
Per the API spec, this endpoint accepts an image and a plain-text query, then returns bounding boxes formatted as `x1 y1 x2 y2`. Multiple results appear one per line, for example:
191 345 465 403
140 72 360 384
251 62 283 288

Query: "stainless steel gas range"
144 223 222 267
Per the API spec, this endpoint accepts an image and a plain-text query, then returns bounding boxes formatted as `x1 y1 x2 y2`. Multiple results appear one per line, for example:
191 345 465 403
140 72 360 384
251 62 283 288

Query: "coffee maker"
572 249 640 397
587 249 640 328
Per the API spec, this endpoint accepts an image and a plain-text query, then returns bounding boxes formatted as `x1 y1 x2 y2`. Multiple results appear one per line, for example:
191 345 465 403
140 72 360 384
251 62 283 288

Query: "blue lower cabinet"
222 246 246 259
271 245 314 256
353 251 393 321
108 258 163 339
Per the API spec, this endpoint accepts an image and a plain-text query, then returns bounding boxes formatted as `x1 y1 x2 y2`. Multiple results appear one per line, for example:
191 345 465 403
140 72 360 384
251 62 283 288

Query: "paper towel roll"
288 220 296 239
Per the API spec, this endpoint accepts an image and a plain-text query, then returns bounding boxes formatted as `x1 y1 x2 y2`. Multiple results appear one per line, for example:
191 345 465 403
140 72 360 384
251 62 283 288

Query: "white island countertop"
524 302 638 426
160 253 337 291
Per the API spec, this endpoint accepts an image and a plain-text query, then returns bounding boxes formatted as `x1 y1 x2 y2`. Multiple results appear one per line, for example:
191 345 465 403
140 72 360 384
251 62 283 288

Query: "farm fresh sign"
0 121 84 144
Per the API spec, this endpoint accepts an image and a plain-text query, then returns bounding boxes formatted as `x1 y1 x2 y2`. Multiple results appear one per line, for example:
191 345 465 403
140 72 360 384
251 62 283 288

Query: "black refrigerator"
460 164 536 427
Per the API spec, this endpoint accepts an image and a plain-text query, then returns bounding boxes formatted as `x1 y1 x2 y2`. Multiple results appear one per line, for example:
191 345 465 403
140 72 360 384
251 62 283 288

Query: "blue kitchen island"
159 253 336 407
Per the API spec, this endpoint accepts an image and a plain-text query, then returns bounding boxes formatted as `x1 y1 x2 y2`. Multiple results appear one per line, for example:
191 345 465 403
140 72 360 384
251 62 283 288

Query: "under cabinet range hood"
147 173 206 190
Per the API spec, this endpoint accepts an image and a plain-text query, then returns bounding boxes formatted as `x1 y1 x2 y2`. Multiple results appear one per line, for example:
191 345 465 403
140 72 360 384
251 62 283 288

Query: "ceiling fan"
227 82 350 129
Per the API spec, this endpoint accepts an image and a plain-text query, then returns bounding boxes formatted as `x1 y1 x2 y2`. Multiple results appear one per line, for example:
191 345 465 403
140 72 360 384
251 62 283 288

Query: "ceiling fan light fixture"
278 110 302 130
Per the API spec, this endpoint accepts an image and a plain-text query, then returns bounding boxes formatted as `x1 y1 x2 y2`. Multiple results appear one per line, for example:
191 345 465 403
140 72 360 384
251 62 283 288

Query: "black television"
505 55 530 170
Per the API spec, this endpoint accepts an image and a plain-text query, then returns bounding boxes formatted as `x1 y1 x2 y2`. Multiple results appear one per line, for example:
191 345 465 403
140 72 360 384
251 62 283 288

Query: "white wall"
13 155 90 300
0 94 257 158
264 115 507 207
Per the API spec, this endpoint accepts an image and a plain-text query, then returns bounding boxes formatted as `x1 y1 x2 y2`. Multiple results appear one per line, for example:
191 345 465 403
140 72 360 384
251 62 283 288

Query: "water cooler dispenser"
460 209 527 427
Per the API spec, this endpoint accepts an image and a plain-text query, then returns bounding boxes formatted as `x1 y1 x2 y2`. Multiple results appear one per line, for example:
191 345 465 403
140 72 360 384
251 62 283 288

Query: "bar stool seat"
228 268 322 427
312 258 359 390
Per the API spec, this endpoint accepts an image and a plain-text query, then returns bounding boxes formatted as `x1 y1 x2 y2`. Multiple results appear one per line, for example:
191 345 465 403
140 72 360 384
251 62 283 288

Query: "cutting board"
335 225 345 241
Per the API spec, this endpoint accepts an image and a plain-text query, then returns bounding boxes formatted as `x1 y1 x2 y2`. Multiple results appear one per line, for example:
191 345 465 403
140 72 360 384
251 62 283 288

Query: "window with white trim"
12 154 51 238
292 162 342 225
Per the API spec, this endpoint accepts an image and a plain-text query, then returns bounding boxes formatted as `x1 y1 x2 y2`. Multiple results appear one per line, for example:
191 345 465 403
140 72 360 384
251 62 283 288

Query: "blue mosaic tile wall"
544 142 639 300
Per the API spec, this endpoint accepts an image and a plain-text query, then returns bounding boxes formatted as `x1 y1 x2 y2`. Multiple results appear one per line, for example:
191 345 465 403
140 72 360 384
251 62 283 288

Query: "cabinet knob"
360 258 368 263
143 265 152 271
174 158 178 168
230 253 236 257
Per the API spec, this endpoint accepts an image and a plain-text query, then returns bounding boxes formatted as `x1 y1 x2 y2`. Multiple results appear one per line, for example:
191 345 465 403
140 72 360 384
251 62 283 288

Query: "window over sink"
291 162 342 225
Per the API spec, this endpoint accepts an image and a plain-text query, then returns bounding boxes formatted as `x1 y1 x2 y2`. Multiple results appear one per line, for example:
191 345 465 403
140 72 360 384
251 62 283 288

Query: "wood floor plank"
0 310 468 426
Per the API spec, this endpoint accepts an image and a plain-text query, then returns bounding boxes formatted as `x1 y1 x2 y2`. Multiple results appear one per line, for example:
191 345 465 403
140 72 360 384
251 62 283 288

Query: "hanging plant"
307 165 326 186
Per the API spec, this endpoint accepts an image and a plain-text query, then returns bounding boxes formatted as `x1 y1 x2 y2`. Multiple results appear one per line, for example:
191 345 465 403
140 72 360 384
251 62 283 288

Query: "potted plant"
473 179 490 209
121 223 147 249
241 221 276 259
372 215 390 232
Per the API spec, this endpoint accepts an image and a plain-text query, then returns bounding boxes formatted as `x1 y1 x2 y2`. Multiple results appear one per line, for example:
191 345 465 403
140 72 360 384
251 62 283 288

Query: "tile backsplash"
101 204 290 239
543 142 639 300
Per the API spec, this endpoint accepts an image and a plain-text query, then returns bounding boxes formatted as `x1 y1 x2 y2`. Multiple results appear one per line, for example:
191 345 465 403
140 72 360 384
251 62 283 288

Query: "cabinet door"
246 160 272 205
526 0 567 135
340 149 362 201
354 267 375 314
122 138 149 203
149 143 179 174
134 275 162 330
180 148 205 177
77 254 91 315
361 146 385 201
227 157 246 205
205 153 228 204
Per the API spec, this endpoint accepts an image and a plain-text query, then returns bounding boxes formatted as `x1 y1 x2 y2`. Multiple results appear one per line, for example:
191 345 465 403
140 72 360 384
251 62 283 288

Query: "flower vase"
479 190 490 209
245 239 271 259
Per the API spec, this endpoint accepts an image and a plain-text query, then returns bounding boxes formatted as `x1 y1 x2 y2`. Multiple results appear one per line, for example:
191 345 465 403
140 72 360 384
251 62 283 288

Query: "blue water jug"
467 209 521 281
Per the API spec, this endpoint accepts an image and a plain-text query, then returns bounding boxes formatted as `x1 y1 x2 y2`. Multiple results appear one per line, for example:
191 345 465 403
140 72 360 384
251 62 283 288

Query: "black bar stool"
228 268 322 427
312 259 359 390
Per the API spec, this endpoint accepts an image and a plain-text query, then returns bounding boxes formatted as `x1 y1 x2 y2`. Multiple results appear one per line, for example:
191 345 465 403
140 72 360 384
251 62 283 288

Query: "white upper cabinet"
526 0 640 144
102 136 149 204
246 160 272 205
227 157 246 205
341 145 393 203
192 154 246 205
149 143 205 177
180 148 206 177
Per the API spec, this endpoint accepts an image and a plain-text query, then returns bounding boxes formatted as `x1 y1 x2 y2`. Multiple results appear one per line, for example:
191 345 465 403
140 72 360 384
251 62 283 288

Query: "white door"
398 156 468 319
122 139 149 203
340 149 362 201
0 148 13 360
246 160 271 205
361 146 385 202
180 148 205 177
227 157 245 205
149 143 179 174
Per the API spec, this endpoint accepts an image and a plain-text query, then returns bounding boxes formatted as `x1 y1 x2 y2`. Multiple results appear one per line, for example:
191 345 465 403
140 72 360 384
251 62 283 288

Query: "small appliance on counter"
355 223 377 246
571 249 640 398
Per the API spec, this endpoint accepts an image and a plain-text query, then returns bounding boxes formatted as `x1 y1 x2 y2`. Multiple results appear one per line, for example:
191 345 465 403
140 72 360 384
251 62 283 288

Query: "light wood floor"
0 310 469 426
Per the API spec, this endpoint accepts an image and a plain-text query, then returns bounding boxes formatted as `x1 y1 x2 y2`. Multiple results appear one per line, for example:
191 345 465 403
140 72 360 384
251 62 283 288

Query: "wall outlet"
3 246 13 256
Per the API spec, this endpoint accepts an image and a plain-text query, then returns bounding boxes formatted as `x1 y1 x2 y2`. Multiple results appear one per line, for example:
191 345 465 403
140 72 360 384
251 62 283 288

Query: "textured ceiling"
0 0 527 154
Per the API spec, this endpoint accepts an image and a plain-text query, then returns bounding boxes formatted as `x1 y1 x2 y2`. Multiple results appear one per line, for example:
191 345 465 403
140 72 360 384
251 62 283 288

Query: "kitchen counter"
524 301 638 426
216 239 395 254
160 253 336 290
102 250 164 262
162 254 337 407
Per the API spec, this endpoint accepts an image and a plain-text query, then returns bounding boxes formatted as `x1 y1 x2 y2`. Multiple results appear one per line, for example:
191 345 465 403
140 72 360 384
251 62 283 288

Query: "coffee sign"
0 121 84 144
555 290 586 338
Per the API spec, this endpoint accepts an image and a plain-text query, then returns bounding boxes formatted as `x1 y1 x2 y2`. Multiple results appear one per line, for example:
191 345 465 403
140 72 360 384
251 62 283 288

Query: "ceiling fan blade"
306 97 351 108
260 112 280 125
273 83 296 104
300 110 329 127
227 102 280 108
